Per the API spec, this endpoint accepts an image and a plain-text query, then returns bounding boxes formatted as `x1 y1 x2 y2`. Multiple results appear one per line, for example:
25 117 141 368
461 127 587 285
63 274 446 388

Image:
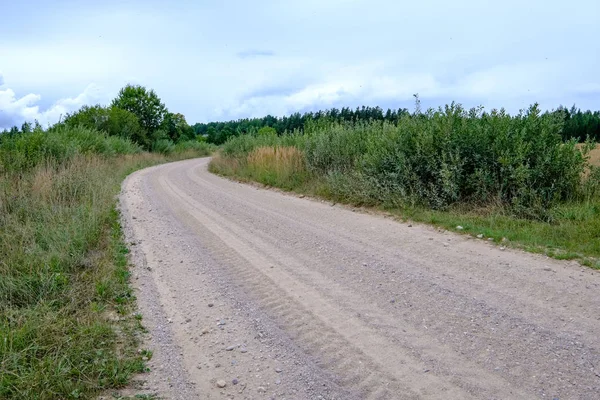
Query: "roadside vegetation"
0 86 213 399
210 103 600 268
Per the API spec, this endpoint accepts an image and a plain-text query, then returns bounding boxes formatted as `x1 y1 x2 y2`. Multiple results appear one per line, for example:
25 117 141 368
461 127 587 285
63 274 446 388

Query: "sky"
1 0 599 129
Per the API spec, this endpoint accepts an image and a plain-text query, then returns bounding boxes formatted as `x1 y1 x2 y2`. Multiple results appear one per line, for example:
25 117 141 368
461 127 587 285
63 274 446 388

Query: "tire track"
122 158 600 399
151 163 532 399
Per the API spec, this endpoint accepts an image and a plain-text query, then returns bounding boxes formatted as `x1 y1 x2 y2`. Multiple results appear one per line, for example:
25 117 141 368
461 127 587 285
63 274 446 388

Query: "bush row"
218 104 597 220
0 126 141 173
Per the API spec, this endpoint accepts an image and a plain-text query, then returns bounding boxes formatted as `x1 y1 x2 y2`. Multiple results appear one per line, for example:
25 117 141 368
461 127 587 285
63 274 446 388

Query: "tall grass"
211 146 307 190
0 126 212 399
210 104 600 265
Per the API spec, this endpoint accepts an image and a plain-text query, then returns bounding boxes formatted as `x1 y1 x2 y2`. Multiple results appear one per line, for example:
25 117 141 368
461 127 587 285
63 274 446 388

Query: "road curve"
119 157 600 400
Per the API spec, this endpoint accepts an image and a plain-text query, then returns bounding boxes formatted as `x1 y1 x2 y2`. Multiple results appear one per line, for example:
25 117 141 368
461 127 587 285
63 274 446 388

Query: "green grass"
392 203 600 269
0 130 212 399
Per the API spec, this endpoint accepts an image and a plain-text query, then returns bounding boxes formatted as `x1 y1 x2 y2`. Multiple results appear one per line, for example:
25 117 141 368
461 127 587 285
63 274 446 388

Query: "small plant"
139 349 153 360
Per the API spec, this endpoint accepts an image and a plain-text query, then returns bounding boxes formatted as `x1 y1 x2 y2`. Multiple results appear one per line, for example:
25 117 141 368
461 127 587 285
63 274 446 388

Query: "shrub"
246 146 307 189
0 126 141 174
151 139 175 154
63 105 148 148
173 140 216 156
213 103 593 220
257 126 277 137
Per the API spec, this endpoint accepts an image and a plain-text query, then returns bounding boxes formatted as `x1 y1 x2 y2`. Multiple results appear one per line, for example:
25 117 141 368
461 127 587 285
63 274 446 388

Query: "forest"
193 104 600 145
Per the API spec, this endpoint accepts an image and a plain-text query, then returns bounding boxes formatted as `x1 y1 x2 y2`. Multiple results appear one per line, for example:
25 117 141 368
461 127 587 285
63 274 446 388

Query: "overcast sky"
1 0 599 129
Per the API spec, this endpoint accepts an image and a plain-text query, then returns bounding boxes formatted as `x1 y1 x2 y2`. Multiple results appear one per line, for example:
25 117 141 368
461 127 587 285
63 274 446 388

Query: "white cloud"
0 74 105 129
214 55 599 120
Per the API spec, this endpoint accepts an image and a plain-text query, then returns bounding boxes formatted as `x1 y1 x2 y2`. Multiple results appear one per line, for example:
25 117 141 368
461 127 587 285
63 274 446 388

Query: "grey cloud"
0 113 19 129
241 83 308 101
236 50 276 59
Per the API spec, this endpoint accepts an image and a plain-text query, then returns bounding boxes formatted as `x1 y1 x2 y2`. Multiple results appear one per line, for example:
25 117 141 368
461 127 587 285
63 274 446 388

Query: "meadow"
210 104 600 267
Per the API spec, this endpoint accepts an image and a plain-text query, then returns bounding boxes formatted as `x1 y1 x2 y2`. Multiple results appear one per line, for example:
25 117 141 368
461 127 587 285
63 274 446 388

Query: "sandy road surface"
119 158 600 400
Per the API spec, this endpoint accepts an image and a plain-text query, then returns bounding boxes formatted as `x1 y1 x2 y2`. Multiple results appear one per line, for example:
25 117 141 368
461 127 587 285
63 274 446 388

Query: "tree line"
4 98 599 146
192 106 411 144
193 105 600 145
1 85 197 151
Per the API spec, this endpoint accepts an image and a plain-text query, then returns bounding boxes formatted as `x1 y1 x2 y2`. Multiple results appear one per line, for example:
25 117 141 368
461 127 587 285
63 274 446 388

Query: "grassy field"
0 126 212 399
209 108 600 269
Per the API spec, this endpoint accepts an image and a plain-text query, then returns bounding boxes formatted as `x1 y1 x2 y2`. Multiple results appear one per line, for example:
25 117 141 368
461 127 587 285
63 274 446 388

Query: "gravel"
118 158 600 400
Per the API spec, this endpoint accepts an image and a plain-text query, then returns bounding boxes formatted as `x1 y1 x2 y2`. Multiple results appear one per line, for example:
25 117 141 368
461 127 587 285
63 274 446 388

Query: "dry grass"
247 146 305 176
210 146 309 191
587 144 600 167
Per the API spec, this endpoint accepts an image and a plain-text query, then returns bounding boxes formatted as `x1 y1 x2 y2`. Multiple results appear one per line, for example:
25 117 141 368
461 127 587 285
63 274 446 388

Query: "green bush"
217 104 592 220
63 105 148 148
0 126 142 174
151 138 175 154
257 126 277 137
221 130 305 158
173 140 216 155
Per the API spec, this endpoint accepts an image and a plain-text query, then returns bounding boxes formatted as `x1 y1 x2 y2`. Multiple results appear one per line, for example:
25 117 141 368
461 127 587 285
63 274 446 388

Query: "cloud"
1 0 598 123
236 50 276 59
213 56 600 121
214 62 443 119
0 76 105 129
576 83 600 95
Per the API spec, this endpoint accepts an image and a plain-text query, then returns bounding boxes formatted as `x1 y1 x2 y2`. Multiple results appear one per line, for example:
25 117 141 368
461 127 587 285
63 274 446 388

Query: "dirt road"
119 158 600 399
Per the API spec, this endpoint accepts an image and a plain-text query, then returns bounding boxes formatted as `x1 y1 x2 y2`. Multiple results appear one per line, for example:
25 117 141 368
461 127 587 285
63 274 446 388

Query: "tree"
111 85 167 136
63 105 108 129
63 105 148 147
206 126 218 143
105 107 148 146
257 126 277 137
218 127 234 144
161 112 195 142
21 122 32 133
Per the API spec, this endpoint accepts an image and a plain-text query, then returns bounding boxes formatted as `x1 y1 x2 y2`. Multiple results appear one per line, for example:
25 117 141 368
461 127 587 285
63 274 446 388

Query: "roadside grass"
211 146 308 190
391 203 600 269
210 149 600 269
0 138 210 399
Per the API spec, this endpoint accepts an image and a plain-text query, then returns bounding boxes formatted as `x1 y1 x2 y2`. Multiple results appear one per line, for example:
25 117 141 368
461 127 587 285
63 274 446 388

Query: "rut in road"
120 158 600 400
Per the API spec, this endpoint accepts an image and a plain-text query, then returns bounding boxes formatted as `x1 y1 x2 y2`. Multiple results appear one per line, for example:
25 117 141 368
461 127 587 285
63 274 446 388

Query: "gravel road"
119 157 600 400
